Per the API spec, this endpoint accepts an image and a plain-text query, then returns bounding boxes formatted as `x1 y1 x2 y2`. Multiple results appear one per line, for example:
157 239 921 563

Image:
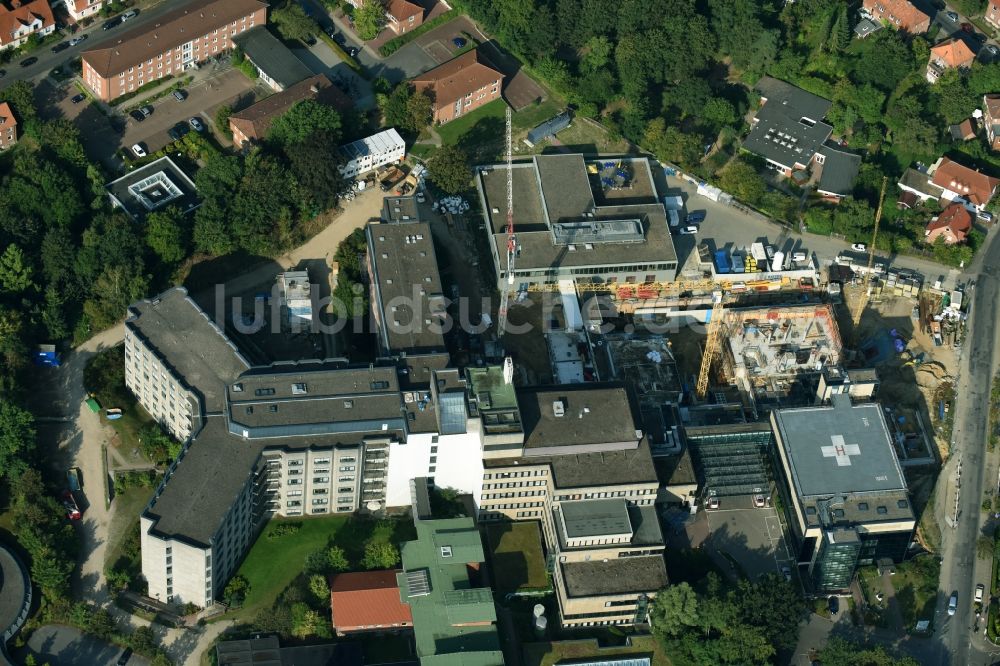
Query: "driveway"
34 79 122 168
20 625 150 666
290 42 374 109
703 504 793 581
122 67 262 154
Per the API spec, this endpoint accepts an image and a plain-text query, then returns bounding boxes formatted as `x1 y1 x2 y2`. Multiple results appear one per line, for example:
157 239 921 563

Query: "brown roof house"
329 570 413 635
0 0 55 51
988 1 1000 30
81 0 267 101
926 202 974 245
949 118 977 142
346 0 423 35
56 0 105 22
229 74 351 148
412 49 504 125
926 38 976 83
862 0 930 34
929 156 1000 211
0 102 18 150
984 95 1000 151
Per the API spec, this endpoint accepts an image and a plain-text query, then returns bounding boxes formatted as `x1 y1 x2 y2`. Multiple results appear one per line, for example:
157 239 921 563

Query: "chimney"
310 84 319 93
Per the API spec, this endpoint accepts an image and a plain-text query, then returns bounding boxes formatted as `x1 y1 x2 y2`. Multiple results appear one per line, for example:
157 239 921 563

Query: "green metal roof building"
398 517 504 666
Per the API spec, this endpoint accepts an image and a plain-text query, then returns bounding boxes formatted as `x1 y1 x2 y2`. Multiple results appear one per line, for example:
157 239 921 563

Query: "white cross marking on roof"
821 435 861 467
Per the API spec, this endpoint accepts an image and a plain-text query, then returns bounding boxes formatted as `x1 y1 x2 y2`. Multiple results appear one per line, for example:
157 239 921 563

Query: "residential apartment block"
861 0 930 34
0 102 18 150
52 0 103 21
81 0 267 101
475 154 678 291
0 0 55 51
337 128 405 180
412 49 503 125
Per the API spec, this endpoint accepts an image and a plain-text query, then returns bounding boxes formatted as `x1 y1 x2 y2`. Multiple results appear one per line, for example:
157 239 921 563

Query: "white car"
976 583 985 604
948 593 958 616
680 225 698 235
753 494 766 508
851 243 867 252
131 143 147 157
707 496 720 510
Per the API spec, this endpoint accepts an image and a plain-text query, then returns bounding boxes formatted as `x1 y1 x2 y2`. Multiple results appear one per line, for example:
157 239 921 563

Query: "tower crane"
497 106 516 337
695 291 725 400
851 177 888 329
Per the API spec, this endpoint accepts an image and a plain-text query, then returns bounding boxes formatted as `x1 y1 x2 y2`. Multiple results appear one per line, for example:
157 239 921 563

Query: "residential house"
854 17 883 39
81 0 268 101
51 0 103 22
815 144 861 201
232 26 312 92
329 570 413 635
896 166 944 205
862 0 930 34
385 0 422 34
744 77 834 176
337 128 405 179
925 202 974 245
949 119 977 142
412 49 503 125
987 1 1000 30
926 38 976 83
0 102 18 150
984 94 1000 150
228 74 351 148
0 0 55 51
929 156 1000 211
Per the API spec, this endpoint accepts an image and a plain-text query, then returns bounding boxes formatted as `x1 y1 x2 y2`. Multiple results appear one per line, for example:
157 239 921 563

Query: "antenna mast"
497 106 516 337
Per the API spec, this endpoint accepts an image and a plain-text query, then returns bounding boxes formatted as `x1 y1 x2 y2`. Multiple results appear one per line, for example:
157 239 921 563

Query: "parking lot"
121 67 264 154
703 499 795 582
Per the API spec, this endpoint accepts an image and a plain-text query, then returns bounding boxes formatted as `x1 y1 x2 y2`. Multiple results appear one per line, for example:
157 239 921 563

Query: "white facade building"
338 128 405 179
386 425 485 509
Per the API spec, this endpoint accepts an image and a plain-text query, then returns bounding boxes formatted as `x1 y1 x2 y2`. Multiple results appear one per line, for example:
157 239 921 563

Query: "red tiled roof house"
984 95 1000 151
330 570 413 636
80 0 267 101
386 0 422 34
51 0 104 22
862 0 930 34
0 0 55 51
0 102 18 150
412 49 504 125
925 202 974 245
926 38 976 83
987 1 1000 30
930 157 1000 211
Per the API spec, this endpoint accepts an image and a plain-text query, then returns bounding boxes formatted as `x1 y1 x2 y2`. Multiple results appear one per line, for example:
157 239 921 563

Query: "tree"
405 89 433 131
327 545 350 572
649 582 700 637
426 145 472 195
718 159 766 205
819 637 919 666
953 0 986 16
828 3 850 53
362 540 400 569
129 626 156 653
145 207 187 264
0 402 35 481
309 574 330 604
354 0 385 40
269 100 342 147
272 2 317 43
644 118 702 168
0 244 35 293
580 35 613 72
285 131 345 213
291 602 321 637
215 104 233 138
977 534 995 559
224 574 250 607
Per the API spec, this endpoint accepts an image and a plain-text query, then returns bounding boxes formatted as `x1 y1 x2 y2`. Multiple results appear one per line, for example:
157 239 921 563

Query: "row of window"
482 490 546 500
486 469 546 480
483 480 547 490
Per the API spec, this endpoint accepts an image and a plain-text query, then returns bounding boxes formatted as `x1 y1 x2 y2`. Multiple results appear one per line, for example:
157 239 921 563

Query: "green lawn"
437 98 508 146
523 635 670 666
891 556 940 630
486 522 548 593
105 485 156 571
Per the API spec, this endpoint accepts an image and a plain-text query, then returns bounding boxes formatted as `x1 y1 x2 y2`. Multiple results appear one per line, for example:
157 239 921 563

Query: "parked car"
781 565 791 582
69 34 87 46
452 36 467 48
121 8 139 20
70 93 86 104
103 16 122 30
753 494 766 508
851 243 867 252
945 10 959 22
129 109 145 121
976 583 985 605
117 648 133 666
978 210 994 223
828 596 840 615
686 210 706 224
19 56 37 67
169 122 191 140
680 225 698 235
189 116 205 132
347 46 359 57
303 34 317 46
61 490 82 520
961 22 975 33
987 44 1000 58
333 33 346 45
172 89 188 101
948 593 958 616
707 496 720 510
325 26 337 38
51 41 69 54
416 191 426 204
131 143 147 158
139 105 153 117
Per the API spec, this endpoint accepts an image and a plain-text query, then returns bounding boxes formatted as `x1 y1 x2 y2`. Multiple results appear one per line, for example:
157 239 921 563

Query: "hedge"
379 9 460 56
319 32 365 77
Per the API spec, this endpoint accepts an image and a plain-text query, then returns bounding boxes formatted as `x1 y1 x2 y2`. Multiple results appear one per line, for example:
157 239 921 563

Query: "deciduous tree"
354 0 385 40
427 145 472 195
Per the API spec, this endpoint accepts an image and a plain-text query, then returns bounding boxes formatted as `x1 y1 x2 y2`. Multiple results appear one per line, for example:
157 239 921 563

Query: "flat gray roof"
106 156 200 220
519 384 640 452
485 435 658 488
774 395 907 498
366 221 448 354
818 145 861 196
233 26 312 90
560 499 632 538
745 77 834 170
561 556 667 597
127 287 250 413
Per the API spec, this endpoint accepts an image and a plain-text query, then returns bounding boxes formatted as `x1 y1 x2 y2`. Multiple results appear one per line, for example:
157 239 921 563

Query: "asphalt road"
937 224 1000 665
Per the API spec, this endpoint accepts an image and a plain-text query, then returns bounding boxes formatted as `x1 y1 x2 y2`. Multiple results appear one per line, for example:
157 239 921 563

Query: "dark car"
19 57 37 67
70 93 86 104
103 16 122 30
303 34 317 46
170 122 191 139
686 210 707 225
69 34 87 46
51 41 69 54
167 127 180 141
325 26 337 38
172 89 188 101
828 596 839 615
129 109 146 121
347 46 359 57
333 33 347 45
452 37 467 48
116 648 133 665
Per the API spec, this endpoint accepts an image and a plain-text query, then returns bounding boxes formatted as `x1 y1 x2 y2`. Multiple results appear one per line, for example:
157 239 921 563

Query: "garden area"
485 521 549 594
890 556 940 632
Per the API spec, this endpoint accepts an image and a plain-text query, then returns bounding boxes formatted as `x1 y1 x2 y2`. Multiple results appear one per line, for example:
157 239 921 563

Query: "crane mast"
851 176 888 329
497 106 516 336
